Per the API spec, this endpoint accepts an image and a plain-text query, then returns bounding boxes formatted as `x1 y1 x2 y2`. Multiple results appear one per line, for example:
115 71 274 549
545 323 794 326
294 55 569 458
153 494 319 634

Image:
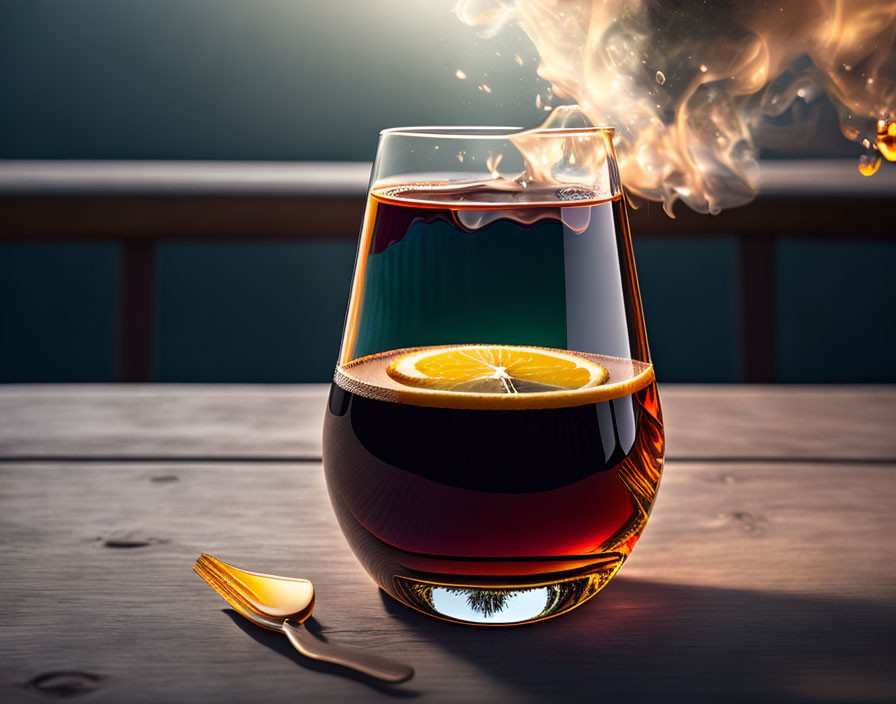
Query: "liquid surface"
336 345 654 410
373 180 607 207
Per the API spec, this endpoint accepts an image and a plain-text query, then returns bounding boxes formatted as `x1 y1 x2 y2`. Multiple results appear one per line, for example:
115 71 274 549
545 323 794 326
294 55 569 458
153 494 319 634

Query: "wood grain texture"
0 385 327 459
1 385 894 461
1 460 893 703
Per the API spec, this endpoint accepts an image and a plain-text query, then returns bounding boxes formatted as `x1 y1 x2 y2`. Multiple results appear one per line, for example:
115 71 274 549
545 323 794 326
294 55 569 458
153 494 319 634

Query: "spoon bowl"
193 553 413 683
195 553 315 628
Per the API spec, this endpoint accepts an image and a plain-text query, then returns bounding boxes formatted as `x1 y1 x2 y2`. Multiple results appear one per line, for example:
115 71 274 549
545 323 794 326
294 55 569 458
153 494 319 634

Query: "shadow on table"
223 612 422 698
378 576 895 703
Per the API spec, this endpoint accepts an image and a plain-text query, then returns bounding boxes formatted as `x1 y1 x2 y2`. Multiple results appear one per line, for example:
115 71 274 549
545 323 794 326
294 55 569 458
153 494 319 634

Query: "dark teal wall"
777 240 896 383
0 0 859 161
0 243 118 382
3 238 893 383
637 238 740 383
0 1 550 161
153 242 356 382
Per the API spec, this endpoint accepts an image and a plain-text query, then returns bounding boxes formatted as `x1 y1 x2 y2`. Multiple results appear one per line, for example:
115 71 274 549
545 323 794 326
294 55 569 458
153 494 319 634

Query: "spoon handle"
281 620 414 683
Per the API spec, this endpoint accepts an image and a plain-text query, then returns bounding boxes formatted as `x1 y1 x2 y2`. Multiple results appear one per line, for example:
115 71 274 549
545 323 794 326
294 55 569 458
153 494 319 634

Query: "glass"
323 125 665 625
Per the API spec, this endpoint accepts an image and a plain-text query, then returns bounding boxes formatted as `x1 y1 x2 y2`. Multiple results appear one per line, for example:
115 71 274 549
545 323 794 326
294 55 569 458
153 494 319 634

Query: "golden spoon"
193 554 414 683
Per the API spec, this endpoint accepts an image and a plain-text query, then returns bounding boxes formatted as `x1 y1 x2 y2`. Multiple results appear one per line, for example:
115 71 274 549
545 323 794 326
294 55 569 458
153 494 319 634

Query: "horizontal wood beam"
2 159 894 198
628 196 893 238
0 161 372 197
0 194 367 240
1 159 894 241
1 193 893 241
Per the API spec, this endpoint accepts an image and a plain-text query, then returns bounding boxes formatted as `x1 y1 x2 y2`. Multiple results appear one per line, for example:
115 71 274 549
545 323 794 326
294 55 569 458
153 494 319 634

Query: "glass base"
392 570 617 626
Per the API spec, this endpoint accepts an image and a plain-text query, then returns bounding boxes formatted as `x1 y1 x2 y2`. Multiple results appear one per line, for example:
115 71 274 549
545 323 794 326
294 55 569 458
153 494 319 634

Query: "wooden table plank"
1 460 893 703
658 385 896 461
0 385 327 459
1 385 894 461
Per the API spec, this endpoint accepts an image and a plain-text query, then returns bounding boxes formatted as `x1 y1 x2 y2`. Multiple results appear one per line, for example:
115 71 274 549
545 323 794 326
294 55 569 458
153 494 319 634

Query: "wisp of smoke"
455 0 896 214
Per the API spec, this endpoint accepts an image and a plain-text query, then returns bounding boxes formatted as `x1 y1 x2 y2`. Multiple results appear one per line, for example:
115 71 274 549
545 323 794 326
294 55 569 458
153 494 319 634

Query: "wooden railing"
1 160 894 382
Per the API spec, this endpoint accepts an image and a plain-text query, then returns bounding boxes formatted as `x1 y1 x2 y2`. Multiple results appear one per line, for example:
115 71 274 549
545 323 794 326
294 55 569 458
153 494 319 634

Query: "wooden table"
1 385 894 703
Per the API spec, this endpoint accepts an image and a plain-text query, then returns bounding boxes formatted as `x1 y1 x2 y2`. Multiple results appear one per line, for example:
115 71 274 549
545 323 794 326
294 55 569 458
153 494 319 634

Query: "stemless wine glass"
323 125 664 626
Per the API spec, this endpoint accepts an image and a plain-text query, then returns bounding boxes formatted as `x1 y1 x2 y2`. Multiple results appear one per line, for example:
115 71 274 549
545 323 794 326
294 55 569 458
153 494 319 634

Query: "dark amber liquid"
324 378 664 597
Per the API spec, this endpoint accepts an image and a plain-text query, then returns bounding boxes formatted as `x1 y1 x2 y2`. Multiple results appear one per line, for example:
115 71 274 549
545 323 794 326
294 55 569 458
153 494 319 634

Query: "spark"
486 153 503 177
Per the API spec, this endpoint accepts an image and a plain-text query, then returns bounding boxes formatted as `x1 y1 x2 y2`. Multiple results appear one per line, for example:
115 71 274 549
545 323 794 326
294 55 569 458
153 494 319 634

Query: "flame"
456 0 896 214
879 119 896 159
858 151 882 175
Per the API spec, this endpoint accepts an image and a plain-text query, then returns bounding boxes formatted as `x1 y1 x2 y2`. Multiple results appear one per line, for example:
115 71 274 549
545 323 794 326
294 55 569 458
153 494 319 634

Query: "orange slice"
336 344 655 410
387 344 608 394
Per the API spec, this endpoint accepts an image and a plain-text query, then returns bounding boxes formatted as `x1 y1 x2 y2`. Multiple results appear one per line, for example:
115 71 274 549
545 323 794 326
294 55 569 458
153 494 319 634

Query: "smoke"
455 0 896 214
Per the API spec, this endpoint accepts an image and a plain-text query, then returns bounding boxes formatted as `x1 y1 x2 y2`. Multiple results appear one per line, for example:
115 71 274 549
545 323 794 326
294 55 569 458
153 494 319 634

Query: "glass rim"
378 125 616 139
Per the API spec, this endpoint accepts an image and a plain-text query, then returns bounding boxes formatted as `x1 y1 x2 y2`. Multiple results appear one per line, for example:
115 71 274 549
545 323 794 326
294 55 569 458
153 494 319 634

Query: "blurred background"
1 0 893 384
